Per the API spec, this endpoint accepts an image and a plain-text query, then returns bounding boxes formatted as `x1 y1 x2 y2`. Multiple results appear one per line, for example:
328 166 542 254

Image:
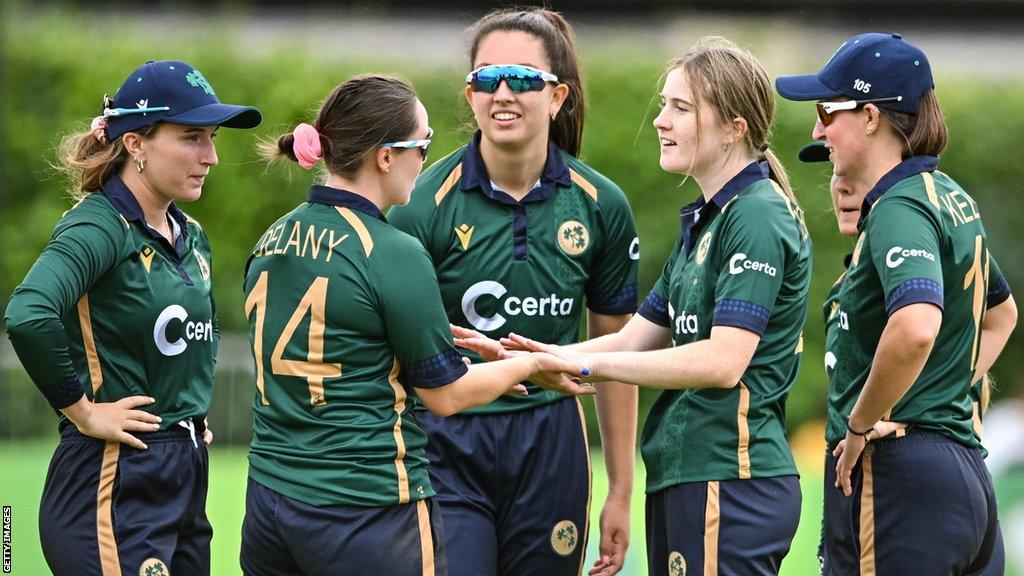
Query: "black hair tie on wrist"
847 420 874 440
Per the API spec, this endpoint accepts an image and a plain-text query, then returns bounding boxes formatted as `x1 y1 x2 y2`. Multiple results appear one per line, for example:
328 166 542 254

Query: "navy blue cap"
775 33 932 114
798 141 830 163
104 60 262 141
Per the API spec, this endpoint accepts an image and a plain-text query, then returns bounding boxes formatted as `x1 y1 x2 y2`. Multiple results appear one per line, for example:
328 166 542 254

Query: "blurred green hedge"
2 7 1022 441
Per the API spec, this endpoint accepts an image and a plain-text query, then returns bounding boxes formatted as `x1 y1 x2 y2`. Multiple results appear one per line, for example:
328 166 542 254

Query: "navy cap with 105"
103 60 262 141
775 33 933 114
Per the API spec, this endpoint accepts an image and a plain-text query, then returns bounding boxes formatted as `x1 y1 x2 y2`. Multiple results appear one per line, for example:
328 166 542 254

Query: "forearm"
419 356 535 416
595 381 636 497
848 308 938 432
974 297 1017 380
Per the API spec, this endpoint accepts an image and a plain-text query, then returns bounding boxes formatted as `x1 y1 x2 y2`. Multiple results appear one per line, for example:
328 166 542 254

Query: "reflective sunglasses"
466 65 559 94
815 96 903 127
382 127 433 160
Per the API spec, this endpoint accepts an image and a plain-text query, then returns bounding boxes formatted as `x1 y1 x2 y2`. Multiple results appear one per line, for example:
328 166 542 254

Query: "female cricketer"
388 7 640 576
777 33 1017 574
239 74 592 576
4 60 261 575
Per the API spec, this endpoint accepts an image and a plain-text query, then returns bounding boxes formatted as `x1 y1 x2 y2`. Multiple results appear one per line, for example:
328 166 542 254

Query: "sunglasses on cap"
466 65 559 94
815 96 903 127
382 127 433 160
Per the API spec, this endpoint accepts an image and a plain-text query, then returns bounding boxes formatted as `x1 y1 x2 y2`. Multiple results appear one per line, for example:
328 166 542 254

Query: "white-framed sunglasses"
815 96 903 126
382 127 433 160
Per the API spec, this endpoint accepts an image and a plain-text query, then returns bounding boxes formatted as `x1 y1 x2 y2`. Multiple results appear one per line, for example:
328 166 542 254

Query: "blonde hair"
671 37 802 212
56 123 160 200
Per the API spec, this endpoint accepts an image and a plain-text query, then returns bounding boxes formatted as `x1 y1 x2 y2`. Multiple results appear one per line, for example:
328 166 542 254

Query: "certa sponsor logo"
153 305 213 356
461 280 574 331
668 303 699 335
728 253 777 277
885 246 936 269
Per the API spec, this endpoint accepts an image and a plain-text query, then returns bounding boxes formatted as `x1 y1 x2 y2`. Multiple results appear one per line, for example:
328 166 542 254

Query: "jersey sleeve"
372 235 468 390
711 197 787 336
585 185 639 315
987 251 1011 309
867 196 945 315
4 215 124 409
637 235 683 327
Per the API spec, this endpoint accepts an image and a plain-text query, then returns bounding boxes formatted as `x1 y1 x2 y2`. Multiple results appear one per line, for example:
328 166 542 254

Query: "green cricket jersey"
636 162 812 492
5 174 217 428
244 185 468 507
389 133 639 414
824 156 998 447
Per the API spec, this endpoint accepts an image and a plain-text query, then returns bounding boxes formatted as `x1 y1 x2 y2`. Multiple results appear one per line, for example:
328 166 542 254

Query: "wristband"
846 420 875 440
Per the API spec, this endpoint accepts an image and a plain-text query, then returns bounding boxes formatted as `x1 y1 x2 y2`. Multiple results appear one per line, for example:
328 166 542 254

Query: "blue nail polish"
581 368 590 377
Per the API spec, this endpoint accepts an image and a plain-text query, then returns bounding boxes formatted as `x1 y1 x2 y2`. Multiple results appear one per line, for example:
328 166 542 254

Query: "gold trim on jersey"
569 169 598 202
922 172 940 209
416 499 435 576
77 294 103 394
859 446 877 576
335 207 374 258
704 480 721 576
435 163 463 206
737 382 751 479
388 359 410 503
574 397 593 575
97 441 121 576
794 333 804 354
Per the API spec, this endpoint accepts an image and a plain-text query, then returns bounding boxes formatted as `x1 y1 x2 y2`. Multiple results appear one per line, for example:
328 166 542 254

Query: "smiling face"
652 67 734 179
466 30 566 152
134 123 219 205
831 173 869 237
811 98 873 180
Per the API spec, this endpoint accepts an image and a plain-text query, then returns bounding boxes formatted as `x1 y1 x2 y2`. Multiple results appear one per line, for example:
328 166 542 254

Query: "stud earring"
135 158 145 173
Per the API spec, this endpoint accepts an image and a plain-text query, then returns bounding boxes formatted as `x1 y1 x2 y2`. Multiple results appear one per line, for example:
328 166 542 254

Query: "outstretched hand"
451 324 517 362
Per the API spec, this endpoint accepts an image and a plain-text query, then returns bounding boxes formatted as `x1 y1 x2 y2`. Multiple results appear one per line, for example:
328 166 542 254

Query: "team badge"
194 250 211 284
139 246 156 273
185 68 215 95
550 519 579 556
851 232 866 267
695 232 713 265
557 220 589 256
668 551 687 576
455 223 475 250
139 557 169 576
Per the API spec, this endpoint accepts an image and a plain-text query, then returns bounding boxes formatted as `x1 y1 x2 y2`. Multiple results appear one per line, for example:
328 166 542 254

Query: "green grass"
0 440 823 575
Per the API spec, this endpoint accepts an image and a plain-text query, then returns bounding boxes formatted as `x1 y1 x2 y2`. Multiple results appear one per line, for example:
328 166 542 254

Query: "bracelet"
846 420 875 440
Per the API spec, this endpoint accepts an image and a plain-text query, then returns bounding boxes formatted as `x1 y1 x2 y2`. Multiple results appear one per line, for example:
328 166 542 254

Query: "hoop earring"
135 158 145 173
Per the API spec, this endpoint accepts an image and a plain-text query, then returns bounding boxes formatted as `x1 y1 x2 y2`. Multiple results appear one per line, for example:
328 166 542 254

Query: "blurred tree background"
2 0 1022 446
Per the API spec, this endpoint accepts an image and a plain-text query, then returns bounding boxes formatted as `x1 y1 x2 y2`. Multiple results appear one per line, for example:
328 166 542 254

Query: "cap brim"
775 74 841 101
167 103 262 129
798 141 830 163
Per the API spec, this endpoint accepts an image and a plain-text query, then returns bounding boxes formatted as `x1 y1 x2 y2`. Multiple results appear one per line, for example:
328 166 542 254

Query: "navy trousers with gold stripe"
39 423 212 576
240 478 446 576
645 475 801 576
821 429 1000 576
416 396 592 576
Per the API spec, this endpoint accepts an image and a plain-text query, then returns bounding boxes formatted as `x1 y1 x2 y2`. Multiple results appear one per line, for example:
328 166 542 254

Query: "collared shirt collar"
678 161 769 255
308 185 387 221
858 155 939 229
458 131 572 205
101 173 189 250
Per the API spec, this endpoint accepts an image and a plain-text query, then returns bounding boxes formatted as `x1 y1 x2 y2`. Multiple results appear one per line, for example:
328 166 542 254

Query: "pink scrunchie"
90 116 108 146
292 123 323 170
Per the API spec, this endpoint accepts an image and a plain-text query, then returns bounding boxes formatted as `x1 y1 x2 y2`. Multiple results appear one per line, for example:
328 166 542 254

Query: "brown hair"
56 123 160 200
468 7 585 157
265 75 419 177
878 90 948 158
672 37 804 221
